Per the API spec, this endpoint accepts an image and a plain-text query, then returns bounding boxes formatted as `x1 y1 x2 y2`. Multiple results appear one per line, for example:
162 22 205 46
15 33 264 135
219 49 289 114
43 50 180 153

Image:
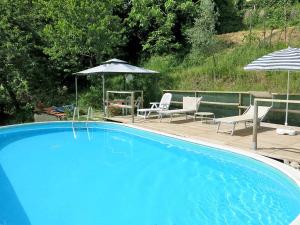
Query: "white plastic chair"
137 93 172 119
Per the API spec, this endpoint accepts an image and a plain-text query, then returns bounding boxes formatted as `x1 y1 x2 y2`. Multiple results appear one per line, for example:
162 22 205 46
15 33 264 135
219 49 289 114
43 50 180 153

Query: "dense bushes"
1 0 300 125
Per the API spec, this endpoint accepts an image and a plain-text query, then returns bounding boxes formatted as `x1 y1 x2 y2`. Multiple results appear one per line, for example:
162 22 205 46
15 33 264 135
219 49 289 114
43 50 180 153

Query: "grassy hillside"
143 27 300 94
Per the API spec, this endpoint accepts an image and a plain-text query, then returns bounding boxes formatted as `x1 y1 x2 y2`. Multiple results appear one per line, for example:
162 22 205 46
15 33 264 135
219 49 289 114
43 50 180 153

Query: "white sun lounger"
137 93 172 119
159 96 202 122
215 105 271 135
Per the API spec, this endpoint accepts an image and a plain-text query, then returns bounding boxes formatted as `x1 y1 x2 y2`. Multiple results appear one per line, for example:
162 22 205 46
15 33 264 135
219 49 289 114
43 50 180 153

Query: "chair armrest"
150 102 160 109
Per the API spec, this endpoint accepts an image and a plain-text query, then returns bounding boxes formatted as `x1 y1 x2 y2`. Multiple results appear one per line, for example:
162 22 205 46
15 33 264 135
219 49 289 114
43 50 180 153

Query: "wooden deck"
104 115 300 163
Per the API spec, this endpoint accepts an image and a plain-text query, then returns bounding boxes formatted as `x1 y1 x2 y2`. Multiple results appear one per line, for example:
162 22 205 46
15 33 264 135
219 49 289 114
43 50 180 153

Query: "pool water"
0 122 299 225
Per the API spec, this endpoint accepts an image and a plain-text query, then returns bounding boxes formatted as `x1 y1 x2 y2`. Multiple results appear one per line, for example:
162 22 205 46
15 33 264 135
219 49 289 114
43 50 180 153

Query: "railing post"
106 91 109 118
131 92 135 123
75 76 78 107
141 91 144 109
238 93 242 115
102 75 105 116
252 99 258 150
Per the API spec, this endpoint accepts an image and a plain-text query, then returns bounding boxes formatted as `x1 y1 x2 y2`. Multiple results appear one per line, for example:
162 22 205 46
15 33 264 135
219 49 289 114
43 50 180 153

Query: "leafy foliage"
127 0 199 55
1 0 300 125
214 0 245 33
0 0 39 122
187 0 220 81
187 0 218 53
40 0 125 69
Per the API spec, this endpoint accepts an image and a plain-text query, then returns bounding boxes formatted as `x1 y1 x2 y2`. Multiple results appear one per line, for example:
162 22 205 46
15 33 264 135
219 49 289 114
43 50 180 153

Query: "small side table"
194 112 215 123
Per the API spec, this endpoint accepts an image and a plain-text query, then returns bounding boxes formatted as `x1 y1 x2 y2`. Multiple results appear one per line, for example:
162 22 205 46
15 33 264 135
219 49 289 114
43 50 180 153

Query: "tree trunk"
249 15 252 45
278 29 283 43
284 26 287 44
269 28 274 46
263 20 266 44
212 54 217 83
284 5 287 44
288 28 295 46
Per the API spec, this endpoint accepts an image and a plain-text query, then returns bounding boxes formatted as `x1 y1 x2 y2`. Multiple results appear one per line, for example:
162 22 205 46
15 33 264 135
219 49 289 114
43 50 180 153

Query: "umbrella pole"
75 76 78 107
285 70 290 126
102 75 105 116
123 75 126 90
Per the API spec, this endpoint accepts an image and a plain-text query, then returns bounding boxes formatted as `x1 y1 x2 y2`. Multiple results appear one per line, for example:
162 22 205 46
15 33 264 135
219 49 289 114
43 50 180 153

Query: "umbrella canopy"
74 59 159 114
76 58 159 75
244 47 300 71
244 47 300 126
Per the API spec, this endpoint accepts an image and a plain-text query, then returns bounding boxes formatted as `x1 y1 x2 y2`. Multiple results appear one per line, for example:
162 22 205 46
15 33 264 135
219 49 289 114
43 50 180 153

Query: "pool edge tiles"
1 120 300 188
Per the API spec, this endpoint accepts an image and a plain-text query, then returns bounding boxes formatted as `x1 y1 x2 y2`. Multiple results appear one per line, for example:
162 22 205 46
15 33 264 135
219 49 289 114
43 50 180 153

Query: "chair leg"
170 114 173 123
231 123 236 136
216 122 221 133
244 121 247 128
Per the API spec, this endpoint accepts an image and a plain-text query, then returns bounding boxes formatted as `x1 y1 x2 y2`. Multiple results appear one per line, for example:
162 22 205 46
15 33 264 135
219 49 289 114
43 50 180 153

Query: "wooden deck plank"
104 115 300 163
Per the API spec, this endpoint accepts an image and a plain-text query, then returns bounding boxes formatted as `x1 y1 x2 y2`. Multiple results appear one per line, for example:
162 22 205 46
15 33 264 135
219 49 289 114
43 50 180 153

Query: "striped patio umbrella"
244 47 300 126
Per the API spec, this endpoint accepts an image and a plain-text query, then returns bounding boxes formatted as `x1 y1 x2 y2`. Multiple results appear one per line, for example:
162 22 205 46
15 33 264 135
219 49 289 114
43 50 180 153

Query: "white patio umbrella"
244 47 300 127
74 58 159 114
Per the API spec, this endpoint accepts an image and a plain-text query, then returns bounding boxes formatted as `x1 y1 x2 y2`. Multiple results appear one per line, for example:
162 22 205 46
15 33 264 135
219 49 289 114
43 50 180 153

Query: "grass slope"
144 27 300 94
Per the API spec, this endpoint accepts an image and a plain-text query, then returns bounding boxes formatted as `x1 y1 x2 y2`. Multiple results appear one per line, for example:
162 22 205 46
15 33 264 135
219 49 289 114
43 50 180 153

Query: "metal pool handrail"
72 107 80 122
87 107 93 121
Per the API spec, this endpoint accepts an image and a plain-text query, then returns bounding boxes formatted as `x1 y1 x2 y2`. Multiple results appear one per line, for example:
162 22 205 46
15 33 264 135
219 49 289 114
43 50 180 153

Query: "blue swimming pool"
0 122 299 225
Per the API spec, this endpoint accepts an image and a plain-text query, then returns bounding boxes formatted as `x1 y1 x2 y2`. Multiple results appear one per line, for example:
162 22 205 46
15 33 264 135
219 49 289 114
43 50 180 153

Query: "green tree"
40 0 125 69
251 0 296 7
243 5 260 44
214 0 245 33
187 0 219 81
127 0 199 55
0 0 41 121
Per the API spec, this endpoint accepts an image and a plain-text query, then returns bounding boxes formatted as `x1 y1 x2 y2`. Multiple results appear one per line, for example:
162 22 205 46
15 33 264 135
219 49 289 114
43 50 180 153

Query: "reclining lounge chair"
35 102 74 120
215 105 271 135
137 93 172 119
159 96 202 122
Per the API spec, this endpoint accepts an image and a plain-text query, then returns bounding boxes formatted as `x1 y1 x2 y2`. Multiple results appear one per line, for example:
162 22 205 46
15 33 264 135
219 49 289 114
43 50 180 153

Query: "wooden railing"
253 99 300 150
163 90 300 115
106 90 144 123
